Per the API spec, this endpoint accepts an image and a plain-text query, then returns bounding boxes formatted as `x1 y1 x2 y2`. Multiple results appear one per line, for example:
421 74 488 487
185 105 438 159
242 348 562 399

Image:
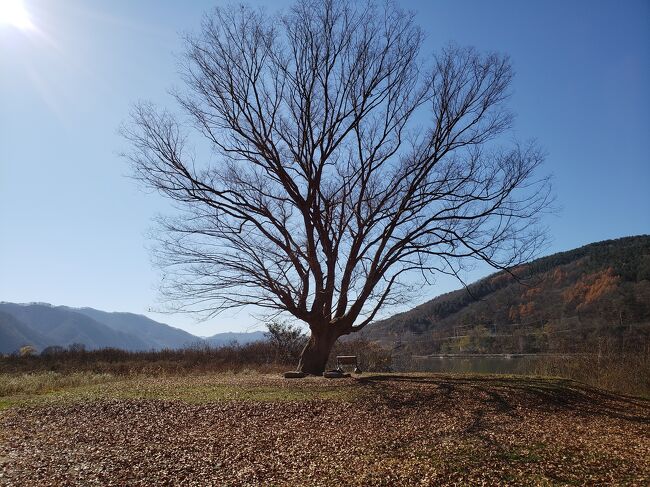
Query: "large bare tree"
123 0 551 374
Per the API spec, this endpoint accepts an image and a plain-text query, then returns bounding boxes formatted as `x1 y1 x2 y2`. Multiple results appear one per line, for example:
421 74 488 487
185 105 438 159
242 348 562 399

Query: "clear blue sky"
1 0 648 335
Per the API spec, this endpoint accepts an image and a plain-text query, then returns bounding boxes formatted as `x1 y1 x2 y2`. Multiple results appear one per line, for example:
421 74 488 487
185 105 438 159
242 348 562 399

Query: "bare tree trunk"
297 328 339 375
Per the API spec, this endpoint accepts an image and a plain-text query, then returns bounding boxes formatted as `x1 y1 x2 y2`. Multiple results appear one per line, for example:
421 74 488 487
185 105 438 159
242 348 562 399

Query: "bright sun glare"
0 0 33 30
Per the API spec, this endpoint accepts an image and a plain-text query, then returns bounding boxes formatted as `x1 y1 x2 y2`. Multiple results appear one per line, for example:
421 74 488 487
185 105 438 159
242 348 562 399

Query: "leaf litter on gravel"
0 373 648 486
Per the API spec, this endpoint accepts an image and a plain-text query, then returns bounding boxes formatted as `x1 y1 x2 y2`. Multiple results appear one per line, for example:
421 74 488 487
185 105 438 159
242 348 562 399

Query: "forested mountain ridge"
364 235 650 354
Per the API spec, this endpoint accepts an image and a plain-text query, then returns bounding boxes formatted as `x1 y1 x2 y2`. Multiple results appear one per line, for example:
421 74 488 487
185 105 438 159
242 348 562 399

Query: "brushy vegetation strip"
1 374 648 486
0 371 118 397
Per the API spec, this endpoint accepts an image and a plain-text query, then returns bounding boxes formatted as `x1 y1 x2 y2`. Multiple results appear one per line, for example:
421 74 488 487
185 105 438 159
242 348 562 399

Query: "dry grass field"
1 372 648 486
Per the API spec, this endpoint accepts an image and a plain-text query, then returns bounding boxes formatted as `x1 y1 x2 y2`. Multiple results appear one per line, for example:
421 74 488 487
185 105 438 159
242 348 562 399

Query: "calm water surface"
407 354 570 374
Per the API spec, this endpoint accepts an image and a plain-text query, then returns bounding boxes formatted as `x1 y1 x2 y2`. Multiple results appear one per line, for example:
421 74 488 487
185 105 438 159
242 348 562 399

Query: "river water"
406 354 571 375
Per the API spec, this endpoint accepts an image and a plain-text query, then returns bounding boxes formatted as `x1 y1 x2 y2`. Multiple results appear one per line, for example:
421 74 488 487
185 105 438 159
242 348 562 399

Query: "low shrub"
533 351 650 397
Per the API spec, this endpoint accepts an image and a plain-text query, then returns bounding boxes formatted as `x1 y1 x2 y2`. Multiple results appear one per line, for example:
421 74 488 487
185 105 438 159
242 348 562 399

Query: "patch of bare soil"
1 375 648 486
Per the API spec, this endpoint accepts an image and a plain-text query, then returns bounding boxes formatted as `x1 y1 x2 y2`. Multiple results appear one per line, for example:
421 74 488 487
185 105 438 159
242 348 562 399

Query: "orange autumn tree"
563 268 620 311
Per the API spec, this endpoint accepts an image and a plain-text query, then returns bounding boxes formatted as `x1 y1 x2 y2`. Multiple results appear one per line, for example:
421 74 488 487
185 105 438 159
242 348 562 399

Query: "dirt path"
1 374 648 486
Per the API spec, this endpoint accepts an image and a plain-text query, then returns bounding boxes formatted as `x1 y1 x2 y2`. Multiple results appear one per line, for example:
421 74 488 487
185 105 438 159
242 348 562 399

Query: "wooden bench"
336 355 362 374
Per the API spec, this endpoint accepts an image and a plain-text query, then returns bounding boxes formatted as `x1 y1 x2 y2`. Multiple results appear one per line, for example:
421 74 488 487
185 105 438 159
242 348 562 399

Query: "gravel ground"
1 374 648 486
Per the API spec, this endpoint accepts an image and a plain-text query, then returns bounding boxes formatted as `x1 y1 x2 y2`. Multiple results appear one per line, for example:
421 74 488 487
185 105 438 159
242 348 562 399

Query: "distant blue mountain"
0 303 150 353
0 302 267 354
0 310 50 352
204 330 266 347
70 307 199 350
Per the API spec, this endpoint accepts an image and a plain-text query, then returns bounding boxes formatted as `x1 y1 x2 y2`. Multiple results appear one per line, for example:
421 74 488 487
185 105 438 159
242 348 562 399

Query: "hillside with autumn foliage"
365 236 650 355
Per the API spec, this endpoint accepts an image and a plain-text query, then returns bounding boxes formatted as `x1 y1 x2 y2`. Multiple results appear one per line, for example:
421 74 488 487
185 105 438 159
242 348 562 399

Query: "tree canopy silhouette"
123 0 551 374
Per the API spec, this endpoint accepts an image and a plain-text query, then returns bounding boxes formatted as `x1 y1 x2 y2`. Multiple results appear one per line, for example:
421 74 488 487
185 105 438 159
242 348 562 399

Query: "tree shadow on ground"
354 374 650 425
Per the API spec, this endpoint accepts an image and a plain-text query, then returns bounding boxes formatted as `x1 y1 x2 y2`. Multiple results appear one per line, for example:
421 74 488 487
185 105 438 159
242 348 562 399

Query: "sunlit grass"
0 370 643 412
0 372 358 409
0 371 117 396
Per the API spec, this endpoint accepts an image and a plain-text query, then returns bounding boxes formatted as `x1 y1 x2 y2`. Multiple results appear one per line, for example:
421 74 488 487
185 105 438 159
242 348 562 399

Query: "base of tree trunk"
297 330 339 375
